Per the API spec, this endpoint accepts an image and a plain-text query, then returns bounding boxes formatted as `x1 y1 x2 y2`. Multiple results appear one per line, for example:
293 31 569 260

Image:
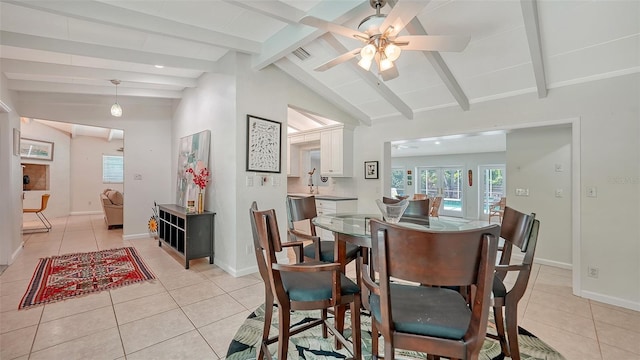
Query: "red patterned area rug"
19 247 155 309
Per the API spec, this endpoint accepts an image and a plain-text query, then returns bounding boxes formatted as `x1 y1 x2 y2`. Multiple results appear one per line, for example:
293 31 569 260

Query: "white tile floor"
1 214 639 360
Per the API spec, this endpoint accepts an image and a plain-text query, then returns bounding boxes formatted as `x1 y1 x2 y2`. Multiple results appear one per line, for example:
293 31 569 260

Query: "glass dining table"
312 213 494 273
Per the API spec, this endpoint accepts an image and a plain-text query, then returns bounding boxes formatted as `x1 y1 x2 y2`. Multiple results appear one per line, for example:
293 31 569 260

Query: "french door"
479 165 506 220
418 167 464 217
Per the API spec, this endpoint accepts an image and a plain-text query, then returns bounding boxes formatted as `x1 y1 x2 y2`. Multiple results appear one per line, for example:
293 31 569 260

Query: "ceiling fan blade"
314 48 361 72
300 16 368 41
380 1 430 36
380 66 399 81
395 35 471 52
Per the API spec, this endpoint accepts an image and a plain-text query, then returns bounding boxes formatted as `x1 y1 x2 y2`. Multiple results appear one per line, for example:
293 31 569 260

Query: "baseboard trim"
123 233 153 241
11 242 24 263
70 211 103 216
511 253 572 270
580 290 640 312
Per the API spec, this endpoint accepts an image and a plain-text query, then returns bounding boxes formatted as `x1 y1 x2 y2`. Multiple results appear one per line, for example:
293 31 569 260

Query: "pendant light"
110 79 123 117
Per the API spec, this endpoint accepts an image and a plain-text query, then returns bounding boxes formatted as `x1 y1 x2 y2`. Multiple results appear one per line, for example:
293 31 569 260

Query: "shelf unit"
157 204 215 269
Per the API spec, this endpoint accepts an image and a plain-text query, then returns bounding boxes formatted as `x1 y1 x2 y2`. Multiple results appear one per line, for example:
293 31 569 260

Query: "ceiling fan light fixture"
358 57 373 71
110 79 122 117
360 44 376 60
379 57 394 72
384 43 401 61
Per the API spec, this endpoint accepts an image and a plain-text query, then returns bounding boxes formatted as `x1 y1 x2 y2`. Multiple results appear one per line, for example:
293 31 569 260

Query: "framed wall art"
364 161 379 179
246 115 282 173
20 138 54 161
175 130 211 207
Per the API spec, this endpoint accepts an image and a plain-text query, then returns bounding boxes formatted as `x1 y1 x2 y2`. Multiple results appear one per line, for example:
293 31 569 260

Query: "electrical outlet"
587 266 599 278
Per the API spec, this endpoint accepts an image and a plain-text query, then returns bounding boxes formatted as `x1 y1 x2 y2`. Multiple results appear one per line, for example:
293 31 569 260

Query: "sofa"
100 189 123 229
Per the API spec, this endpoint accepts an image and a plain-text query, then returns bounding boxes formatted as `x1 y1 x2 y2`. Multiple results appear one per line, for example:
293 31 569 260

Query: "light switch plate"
246 176 254 187
515 188 529 196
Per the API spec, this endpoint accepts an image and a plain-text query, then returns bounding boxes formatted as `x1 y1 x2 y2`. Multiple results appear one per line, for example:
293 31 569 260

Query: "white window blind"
103 155 123 183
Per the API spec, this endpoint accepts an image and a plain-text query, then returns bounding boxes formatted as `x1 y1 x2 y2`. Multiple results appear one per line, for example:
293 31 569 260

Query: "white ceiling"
1 0 638 130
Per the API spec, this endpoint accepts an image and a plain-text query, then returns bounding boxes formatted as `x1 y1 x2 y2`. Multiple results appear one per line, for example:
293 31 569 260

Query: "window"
391 168 405 196
103 155 123 183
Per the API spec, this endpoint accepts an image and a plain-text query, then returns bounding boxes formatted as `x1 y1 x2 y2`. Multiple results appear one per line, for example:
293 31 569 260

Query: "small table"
312 213 492 273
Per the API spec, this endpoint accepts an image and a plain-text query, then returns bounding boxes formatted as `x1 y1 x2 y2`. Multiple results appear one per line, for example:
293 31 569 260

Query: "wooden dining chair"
487 206 538 360
250 202 362 359
362 219 499 360
412 193 428 200
430 196 442 218
23 193 52 232
286 195 360 264
488 197 507 223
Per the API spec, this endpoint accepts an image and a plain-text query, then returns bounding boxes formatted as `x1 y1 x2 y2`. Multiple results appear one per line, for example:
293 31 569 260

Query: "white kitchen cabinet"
287 137 299 177
320 127 353 177
315 198 357 241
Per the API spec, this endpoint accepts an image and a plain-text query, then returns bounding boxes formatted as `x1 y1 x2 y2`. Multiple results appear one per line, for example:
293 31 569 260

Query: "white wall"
507 126 572 267
14 93 173 237
353 73 639 310
70 136 124 214
20 120 71 219
172 52 360 276
0 76 24 265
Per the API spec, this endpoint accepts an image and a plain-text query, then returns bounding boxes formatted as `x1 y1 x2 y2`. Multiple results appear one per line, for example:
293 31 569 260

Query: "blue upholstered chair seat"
303 241 360 263
492 276 507 298
369 283 471 340
281 271 360 302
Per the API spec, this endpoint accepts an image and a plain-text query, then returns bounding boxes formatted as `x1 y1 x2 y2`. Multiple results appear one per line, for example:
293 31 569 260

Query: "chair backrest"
412 193 427 200
382 197 430 219
249 202 272 286
286 195 318 236
370 219 499 287
430 196 442 217
496 207 538 283
40 194 51 211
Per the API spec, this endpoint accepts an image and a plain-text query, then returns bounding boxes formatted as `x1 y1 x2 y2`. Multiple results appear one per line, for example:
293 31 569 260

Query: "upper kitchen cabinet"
320 126 353 177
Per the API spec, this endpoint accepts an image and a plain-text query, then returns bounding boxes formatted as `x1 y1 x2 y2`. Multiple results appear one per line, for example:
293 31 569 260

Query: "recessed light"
154 65 164 69
435 141 441 145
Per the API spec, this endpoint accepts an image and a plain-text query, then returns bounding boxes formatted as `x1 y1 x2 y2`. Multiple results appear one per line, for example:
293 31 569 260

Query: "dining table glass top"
312 213 491 239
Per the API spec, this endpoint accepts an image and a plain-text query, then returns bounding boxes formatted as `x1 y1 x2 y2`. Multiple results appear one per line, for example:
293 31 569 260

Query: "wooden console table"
157 204 215 269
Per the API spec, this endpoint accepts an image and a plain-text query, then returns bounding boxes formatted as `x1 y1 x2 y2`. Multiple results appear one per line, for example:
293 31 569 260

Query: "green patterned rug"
226 304 565 360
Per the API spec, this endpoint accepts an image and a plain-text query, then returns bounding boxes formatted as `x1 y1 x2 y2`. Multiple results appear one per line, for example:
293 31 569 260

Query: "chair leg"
278 304 291 360
321 308 328 338
334 304 346 349
350 296 362 360
493 306 510 356
371 320 379 359
259 295 274 360
36 211 52 230
384 339 394 360
505 300 521 360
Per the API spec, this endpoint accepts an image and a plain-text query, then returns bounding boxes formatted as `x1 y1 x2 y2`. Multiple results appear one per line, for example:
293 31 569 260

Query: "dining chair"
430 196 442 218
250 202 362 360
488 197 507 223
412 193 428 200
487 206 538 360
382 197 430 219
362 219 499 360
286 195 360 264
23 193 52 232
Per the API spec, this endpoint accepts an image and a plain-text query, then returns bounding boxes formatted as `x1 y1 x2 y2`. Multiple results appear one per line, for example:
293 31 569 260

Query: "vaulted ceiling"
1 0 638 128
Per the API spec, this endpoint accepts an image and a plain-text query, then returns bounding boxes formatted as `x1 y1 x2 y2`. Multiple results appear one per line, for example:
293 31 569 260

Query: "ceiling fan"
300 0 470 81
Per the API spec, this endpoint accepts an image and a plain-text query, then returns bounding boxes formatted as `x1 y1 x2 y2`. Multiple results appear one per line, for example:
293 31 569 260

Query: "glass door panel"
479 165 506 220
418 167 464 217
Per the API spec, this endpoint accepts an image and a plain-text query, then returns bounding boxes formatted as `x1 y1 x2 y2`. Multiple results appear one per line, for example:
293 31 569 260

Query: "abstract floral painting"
246 115 281 173
176 130 210 207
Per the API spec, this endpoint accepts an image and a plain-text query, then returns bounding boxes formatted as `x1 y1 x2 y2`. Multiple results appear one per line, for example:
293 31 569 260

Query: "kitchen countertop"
287 193 357 201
